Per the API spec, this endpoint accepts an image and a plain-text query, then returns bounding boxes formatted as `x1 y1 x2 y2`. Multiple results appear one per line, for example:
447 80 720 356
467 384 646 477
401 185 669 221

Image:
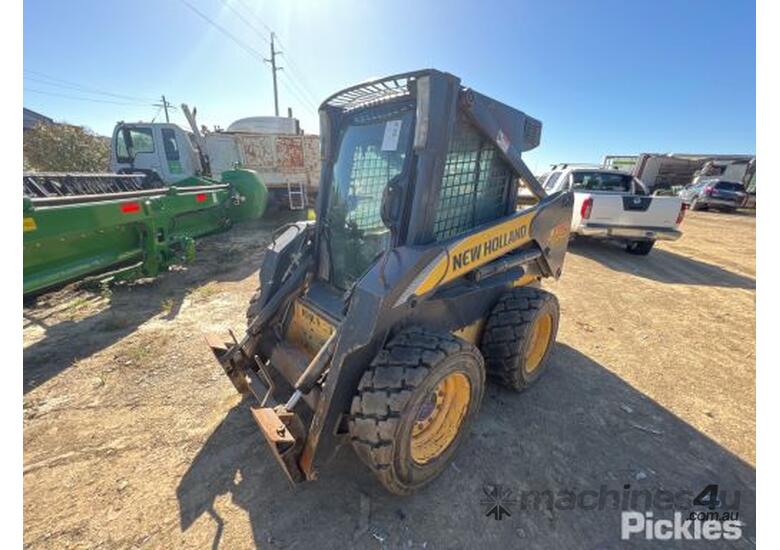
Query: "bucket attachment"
205 333 309 484
251 406 306 484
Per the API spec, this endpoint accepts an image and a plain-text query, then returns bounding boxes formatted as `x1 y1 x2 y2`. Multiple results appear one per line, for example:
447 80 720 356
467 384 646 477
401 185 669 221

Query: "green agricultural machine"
23 169 268 297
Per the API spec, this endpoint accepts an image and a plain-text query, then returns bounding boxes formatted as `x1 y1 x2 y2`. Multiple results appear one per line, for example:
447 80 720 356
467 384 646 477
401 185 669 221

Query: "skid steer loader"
207 69 573 494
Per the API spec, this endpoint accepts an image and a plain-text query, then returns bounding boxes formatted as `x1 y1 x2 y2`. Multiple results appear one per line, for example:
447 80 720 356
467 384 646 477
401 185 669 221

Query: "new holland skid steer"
207 69 573 494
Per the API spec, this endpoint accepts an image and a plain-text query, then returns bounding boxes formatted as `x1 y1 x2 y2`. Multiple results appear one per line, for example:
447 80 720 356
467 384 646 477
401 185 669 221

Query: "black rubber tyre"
349 327 485 495
246 289 262 326
480 287 559 391
625 240 655 255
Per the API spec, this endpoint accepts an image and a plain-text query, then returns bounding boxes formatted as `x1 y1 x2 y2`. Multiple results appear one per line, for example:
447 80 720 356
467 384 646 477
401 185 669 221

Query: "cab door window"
116 127 154 162
115 131 129 161
161 129 180 161
161 128 184 174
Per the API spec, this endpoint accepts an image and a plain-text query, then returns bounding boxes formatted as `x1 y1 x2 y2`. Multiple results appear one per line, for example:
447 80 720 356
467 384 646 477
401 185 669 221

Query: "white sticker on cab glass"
381 120 403 151
496 129 511 153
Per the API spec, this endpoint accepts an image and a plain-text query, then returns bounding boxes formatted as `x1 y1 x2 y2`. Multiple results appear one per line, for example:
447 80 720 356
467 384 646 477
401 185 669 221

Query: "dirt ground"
23 210 756 549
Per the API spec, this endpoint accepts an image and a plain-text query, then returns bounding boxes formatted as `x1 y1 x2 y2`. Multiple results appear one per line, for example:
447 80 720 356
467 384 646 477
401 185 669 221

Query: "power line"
153 95 176 122
24 88 155 106
233 0 274 35
24 70 159 103
225 0 320 107
217 0 270 45
25 72 180 122
278 77 317 117
178 0 266 61
272 37 320 107
279 71 318 113
180 0 317 117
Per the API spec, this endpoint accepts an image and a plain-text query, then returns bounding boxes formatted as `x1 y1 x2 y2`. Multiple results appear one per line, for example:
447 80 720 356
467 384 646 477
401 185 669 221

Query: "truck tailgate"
577 193 682 228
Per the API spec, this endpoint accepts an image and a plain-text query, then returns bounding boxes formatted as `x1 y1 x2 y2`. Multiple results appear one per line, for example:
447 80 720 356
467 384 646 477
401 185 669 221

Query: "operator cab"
315 71 547 297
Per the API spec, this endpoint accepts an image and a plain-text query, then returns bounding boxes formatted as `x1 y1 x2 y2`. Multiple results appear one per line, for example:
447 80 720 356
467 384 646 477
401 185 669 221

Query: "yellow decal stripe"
414 212 535 295
23 217 37 232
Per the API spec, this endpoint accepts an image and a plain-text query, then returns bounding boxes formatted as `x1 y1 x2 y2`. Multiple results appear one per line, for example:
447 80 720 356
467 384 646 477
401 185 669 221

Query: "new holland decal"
411 212 535 296
451 224 528 271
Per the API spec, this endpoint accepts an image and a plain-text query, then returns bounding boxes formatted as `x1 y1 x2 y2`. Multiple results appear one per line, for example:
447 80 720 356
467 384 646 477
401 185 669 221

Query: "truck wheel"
690 198 705 211
349 327 485 495
625 240 655 255
246 289 262 325
481 287 559 391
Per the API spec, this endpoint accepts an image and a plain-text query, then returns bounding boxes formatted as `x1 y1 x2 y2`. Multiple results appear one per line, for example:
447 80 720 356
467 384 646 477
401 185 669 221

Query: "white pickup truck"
538 166 685 255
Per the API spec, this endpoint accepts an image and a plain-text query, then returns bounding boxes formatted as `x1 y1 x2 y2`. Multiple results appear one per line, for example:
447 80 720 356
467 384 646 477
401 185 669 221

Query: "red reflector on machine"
121 202 141 213
195 193 208 203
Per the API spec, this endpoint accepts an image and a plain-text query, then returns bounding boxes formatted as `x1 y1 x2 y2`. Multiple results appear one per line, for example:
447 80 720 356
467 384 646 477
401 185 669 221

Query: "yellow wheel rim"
410 372 471 464
525 313 553 373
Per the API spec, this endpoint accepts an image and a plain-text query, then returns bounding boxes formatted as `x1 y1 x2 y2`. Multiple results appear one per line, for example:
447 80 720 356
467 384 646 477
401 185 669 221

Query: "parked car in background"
539 165 685 255
678 178 747 212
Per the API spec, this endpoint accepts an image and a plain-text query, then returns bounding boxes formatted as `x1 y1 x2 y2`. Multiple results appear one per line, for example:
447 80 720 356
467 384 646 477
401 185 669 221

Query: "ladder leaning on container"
287 132 309 210
287 180 306 210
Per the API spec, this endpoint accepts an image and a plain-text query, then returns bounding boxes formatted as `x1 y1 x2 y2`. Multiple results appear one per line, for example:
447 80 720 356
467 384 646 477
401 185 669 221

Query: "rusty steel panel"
237 135 277 169
234 133 322 188
303 135 321 179
276 136 305 169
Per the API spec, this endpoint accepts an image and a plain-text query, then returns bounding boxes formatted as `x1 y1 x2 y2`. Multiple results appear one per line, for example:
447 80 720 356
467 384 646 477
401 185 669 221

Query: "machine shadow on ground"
568 239 755 289
22 212 304 393
176 343 756 550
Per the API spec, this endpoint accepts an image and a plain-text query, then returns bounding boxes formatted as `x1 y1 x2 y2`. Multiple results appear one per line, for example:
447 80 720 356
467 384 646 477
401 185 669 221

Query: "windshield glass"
325 101 414 290
571 171 632 193
714 181 745 192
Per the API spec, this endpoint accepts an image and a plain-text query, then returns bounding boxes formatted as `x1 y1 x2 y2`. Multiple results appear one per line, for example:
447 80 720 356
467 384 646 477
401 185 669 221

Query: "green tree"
24 122 110 172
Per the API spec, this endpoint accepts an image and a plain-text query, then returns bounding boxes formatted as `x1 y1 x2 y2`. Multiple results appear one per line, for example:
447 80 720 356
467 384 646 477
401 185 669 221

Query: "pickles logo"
451 225 529 272
621 511 742 541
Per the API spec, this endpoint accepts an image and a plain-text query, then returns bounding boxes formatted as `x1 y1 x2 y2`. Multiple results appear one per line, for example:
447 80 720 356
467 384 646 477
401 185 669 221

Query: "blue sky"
23 0 755 171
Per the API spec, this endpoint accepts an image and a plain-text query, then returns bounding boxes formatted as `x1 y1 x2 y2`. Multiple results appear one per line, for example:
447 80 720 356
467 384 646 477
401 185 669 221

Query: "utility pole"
264 33 282 116
161 95 170 123
154 95 173 123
